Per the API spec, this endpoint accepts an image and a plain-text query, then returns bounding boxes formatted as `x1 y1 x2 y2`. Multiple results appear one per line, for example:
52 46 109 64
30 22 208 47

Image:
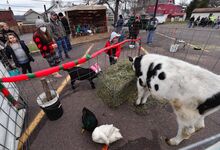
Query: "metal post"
138 39 141 56
153 0 159 18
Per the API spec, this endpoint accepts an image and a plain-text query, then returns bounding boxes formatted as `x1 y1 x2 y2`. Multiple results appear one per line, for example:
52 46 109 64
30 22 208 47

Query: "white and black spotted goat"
128 54 220 146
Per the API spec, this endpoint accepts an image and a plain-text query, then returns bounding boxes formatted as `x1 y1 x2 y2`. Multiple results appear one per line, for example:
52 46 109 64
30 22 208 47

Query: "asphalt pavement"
16 24 220 150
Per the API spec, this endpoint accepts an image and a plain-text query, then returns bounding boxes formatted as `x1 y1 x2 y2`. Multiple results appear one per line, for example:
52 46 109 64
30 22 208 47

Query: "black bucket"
41 99 63 121
37 91 63 121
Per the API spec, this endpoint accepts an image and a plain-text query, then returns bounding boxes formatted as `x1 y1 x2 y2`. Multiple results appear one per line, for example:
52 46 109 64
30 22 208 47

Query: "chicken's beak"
81 128 85 134
102 144 108 150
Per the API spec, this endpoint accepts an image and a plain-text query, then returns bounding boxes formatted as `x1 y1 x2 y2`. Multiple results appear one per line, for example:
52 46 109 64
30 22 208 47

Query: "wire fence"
144 26 220 149
0 38 142 150
1 23 220 150
146 26 220 75
0 62 28 150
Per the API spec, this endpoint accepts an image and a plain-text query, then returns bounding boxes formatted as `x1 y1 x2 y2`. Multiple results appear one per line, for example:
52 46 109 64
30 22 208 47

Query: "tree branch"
105 1 115 14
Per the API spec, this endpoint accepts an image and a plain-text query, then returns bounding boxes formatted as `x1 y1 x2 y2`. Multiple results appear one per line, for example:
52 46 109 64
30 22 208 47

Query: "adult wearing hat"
58 12 72 51
33 18 62 78
146 17 158 45
49 11 70 61
130 16 141 46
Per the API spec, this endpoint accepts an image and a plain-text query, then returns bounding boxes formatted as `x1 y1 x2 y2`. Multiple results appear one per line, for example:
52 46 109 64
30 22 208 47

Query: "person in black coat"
58 12 72 51
0 22 20 44
5 33 34 74
130 16 141 46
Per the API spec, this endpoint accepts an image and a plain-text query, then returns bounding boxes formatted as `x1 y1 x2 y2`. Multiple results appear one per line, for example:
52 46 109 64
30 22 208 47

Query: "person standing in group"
0 22 15 69
49 11 70 61
127 16 135 39
58 12 72 51
146 17 158 45
0 22 20 44
116 15 124 34
188 16 195 28
5 33 34 74
104 31 121 65
216 16 220 29
130 16 141 46
33 19 62 78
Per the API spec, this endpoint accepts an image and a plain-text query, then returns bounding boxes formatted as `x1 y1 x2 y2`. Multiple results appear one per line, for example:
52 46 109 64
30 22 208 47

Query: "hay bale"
97 60 136 107
97 60 167 114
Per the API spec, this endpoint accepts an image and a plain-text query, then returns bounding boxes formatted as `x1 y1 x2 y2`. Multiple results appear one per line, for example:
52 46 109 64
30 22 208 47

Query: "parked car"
155 14 168 24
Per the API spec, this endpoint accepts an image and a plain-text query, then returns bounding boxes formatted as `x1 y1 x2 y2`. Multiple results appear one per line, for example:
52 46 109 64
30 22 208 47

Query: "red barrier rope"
0 38 141 83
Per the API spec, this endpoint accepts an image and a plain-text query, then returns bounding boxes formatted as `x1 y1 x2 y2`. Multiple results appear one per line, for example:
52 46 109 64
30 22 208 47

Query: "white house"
24 9 43 24
192 7 220 19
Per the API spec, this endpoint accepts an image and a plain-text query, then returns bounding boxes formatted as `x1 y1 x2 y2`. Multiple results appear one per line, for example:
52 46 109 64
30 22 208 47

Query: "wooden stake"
40 78 52 101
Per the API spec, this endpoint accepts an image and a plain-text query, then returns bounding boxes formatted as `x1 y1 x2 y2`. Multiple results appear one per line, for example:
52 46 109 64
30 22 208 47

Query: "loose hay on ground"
96 60 167 114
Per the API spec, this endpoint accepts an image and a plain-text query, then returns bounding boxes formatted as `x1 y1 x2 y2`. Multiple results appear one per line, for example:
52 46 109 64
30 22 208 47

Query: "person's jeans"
64 35 72 51
20 62 32 74
56 38 68 59
146 30 155 44
188 22 193 28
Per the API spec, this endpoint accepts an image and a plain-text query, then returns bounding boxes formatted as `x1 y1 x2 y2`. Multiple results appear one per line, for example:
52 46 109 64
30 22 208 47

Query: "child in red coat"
105 32 121 65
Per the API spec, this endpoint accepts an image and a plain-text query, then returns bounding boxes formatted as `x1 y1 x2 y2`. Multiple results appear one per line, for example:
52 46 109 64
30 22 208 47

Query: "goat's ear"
128 56 133 62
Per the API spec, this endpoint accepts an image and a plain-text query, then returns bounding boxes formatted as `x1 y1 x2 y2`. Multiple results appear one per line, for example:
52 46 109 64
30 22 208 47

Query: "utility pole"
125 0 127 12
44 5 48 22
56 0 61 12
153 0 159 18
6 0 10 10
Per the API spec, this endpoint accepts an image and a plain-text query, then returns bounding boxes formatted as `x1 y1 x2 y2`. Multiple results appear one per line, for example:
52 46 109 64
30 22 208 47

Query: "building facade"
146 0 184 22
24 9 43 24
192 8 220 19
0 9 20 34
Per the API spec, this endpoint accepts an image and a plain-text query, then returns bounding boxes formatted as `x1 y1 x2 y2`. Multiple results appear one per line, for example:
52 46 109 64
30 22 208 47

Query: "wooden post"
40 78 52 101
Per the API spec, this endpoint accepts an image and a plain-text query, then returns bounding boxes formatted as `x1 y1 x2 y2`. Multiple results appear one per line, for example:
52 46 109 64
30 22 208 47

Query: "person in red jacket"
33 19 62 78
105 32 121 65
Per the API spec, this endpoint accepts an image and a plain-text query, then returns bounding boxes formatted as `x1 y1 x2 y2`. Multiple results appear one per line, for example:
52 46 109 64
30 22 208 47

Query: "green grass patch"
27 43 39 52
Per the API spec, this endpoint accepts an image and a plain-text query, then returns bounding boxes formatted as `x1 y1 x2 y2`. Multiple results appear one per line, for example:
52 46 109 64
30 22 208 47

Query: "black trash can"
37 90 63 121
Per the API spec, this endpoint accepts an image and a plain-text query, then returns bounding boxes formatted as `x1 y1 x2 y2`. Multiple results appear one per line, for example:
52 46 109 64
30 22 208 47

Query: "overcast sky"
0 0 192 15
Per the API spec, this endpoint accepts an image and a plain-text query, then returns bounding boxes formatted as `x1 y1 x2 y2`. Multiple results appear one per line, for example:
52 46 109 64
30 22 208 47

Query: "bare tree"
209 0 220 7
86 0 149 24
83 0 90 5
83 0 98 5
179 0 188 7
97 0 123 26
64 2 75 7
51 0 63 8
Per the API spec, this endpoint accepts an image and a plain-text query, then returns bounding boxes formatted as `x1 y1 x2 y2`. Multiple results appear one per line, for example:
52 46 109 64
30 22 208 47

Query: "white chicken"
92 124 123 150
